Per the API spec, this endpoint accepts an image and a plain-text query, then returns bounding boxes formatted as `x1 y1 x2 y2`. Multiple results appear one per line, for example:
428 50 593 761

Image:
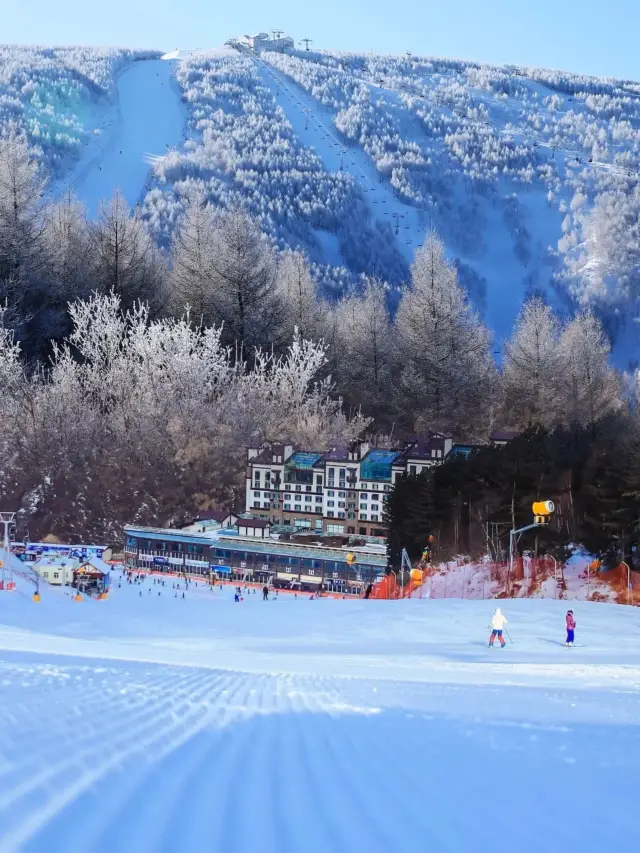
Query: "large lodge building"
245 435 454 538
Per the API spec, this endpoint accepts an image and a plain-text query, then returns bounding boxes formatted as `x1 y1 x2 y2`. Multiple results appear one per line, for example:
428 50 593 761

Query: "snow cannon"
73 592 82 602
32 593 40 602
346 553 356 565
532 500 555 525
410 568 424 584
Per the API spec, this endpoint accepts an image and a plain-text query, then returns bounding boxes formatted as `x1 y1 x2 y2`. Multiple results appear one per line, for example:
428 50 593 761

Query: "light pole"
0 512 16 589
621 560 631 604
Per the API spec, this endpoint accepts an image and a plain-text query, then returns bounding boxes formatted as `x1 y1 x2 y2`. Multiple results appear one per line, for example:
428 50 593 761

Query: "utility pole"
301 38 312 51
392 212 404 236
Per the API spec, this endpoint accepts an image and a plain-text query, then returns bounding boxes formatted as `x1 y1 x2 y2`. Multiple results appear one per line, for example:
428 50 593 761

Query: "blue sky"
4 0 639 80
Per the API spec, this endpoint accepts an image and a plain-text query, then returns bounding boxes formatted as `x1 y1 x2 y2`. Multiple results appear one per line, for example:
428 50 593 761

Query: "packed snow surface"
55 58 184 217
0 570 638 852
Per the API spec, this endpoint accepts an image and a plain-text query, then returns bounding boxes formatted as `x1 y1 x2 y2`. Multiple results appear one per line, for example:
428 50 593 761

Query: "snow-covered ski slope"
0 568 638 852
52 58 185 218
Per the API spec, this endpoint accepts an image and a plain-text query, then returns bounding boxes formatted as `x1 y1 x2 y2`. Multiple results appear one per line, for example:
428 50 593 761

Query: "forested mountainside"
1 44 640 541
3 44 640 351
141 47 640 353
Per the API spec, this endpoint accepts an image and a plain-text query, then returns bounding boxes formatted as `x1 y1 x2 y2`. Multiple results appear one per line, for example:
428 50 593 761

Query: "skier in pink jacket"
565 610 576 646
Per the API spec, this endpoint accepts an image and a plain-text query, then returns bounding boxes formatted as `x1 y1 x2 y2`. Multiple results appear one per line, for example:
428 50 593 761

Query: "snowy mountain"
142 46 640 351
2 43 640 356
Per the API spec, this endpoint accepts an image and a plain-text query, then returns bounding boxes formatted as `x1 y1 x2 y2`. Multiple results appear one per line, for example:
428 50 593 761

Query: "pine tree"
206 208 282 354
334 277 392 417
0 127 47 283
90 191 166 315
394 231 496 435
558 310 621 430
501 297 564 428
276 251 326 344
168 196 218 324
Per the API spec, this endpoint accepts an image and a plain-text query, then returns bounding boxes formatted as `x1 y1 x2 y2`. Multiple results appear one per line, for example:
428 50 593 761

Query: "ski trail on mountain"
52 58 185 218
252 53 425 264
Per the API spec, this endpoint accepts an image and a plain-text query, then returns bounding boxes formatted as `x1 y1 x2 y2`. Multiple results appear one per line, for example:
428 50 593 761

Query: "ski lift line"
253 51 386 194
250 50 427 247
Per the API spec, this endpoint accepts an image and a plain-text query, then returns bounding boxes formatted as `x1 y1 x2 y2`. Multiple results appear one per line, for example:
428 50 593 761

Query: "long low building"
124 525 388 593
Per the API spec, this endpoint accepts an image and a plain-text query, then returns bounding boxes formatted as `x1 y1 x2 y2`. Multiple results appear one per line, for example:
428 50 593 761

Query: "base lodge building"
245 435 454 538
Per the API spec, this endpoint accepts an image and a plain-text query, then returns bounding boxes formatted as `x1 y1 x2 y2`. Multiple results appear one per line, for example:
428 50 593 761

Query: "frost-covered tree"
394 232 495 434
276 251 326 344
44 191 91 303
334 278 392 416
207 208 282 353
90 191 166 315
501 297 564 428
0 292 368 539
558 311 621 428
0 127 47 282
168 196 218 324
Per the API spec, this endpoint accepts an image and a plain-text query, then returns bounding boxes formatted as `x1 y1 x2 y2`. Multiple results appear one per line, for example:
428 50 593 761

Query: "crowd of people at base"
488 607 577 647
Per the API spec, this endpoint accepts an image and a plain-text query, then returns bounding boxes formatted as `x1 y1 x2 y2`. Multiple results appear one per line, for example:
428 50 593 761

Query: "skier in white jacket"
488 607 507 648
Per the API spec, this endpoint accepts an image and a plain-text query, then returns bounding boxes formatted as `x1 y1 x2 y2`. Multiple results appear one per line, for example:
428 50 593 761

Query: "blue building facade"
124 525 387 594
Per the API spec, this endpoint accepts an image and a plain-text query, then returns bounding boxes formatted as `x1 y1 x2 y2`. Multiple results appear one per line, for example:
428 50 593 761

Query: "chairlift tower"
301 38 313 51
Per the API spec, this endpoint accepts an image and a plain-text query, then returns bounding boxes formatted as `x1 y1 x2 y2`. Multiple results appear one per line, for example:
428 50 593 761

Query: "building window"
295 485 302 492
327 524 344 535
348 526 355 534
371 494 379 502
359 527 367 535
285 484 291 491
53 572 59 579
360 513 367 520
327 511 335 517
338 501 345 508
410 465 417 476
315 496 322 503
372 484 379 491
339 468 345 477
371 514 379 522
327 490 334 497
253 503 260 509
338 512 345 519
306 485 312 492
328 468 335 478
294 504 301 512
338 491 345 498
284 505 291 511
305 495 312 502
384 485 391 492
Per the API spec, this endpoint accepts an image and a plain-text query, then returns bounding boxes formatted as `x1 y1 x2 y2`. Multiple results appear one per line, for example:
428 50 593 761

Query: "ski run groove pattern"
0 652 637 853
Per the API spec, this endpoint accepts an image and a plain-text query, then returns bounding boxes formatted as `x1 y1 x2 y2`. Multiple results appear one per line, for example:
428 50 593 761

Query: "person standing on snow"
565 610 576 646
262 585 269 601
488 607 508 647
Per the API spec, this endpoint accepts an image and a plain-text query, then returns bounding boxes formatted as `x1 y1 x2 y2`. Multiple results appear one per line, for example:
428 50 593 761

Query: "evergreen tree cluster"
384 421 640 570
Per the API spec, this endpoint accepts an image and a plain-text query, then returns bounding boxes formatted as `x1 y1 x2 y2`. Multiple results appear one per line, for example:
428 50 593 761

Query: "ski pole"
505 629 514 644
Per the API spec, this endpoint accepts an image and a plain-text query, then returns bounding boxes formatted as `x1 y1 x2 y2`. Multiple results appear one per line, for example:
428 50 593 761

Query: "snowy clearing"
54 58 185 218
0 569 638 852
